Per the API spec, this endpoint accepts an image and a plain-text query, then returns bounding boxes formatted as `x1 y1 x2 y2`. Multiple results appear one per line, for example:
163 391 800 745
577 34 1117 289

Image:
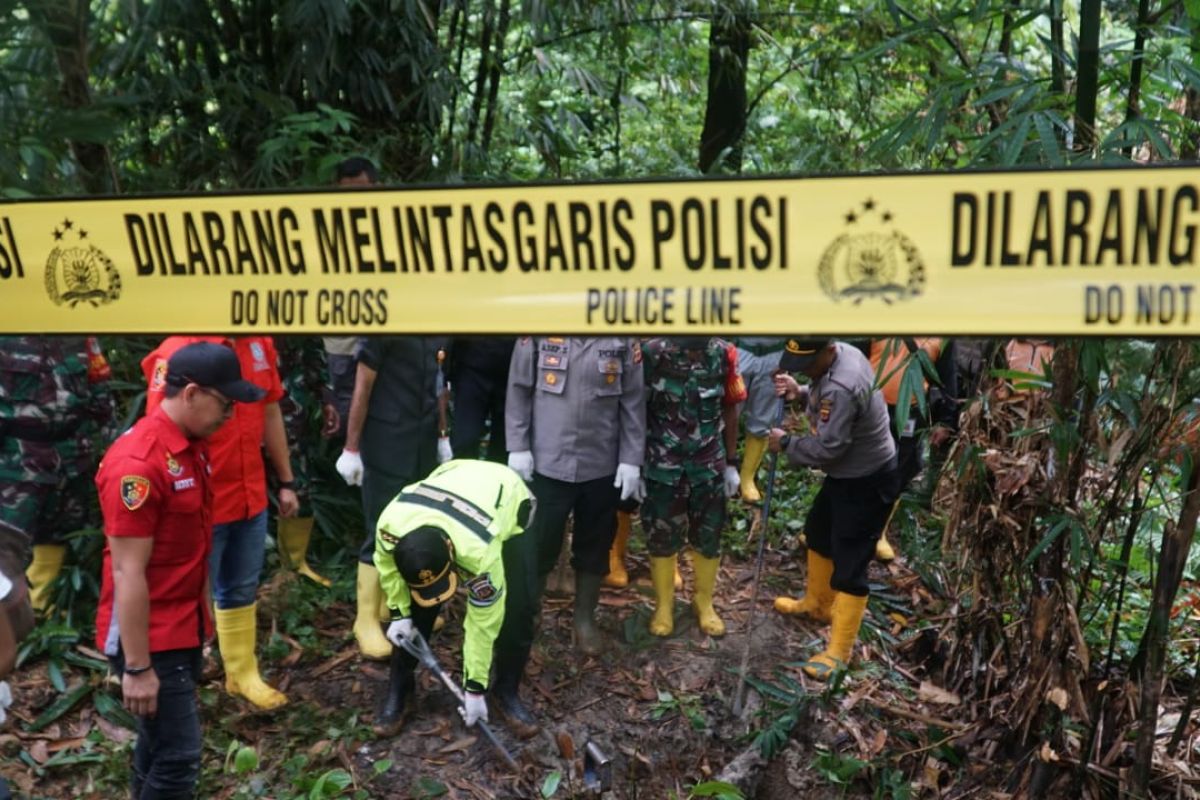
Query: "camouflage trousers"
0 474 95 551
640 473 726 559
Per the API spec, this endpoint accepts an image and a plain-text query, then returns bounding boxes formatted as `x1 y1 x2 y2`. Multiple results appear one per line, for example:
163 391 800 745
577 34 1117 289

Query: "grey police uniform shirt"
784 342 896 479
505 337 646 483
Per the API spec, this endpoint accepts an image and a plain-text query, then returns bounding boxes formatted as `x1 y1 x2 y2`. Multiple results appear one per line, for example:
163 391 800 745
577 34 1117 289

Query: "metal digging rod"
732 399 786 717
396 631 520 771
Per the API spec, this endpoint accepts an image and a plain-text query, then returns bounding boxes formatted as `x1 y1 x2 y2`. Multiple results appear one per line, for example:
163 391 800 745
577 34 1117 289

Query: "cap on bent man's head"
394 526 457 607
778 338 832 373
166 342 267 404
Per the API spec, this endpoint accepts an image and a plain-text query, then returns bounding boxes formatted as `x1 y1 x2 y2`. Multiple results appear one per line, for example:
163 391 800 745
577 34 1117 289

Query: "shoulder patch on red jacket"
120 476 151 511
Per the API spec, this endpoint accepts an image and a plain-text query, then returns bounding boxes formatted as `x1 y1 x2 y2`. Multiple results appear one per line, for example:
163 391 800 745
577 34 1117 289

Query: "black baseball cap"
166 342 267 404
778 338 832 372
394 526 457 607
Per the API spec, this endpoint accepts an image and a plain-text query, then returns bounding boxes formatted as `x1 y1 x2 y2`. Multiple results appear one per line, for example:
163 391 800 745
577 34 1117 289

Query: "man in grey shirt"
506 336 646 656
767 339 899 682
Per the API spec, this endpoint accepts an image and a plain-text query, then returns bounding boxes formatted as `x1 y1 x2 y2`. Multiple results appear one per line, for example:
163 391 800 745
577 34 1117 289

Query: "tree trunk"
1073 0 1102 153
1130 345 1198 797
24 0 117 194
698 9 752 174
1124 0 1152 158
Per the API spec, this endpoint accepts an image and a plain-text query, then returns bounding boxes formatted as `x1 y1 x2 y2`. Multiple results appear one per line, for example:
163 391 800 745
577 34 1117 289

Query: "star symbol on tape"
845 211 857 224
863 198 875 211
53 228 63 241
62 218 73 230
78 229 88 239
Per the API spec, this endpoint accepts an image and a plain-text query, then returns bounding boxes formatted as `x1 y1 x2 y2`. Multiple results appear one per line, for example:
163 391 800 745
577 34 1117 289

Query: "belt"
3 418 84 442
738 342 782 357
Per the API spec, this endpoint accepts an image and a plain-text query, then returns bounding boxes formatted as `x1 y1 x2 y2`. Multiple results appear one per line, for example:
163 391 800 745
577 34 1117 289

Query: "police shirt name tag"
173 477 197 491
902 416 917 437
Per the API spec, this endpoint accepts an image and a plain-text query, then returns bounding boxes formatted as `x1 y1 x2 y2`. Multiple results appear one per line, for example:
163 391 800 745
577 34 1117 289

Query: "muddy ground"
4 532 950 800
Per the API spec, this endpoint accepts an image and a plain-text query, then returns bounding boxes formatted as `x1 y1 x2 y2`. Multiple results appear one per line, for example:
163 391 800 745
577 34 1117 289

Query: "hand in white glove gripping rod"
336 449 363 486
460 691 489 726
385 618 415 648
507 450 534 482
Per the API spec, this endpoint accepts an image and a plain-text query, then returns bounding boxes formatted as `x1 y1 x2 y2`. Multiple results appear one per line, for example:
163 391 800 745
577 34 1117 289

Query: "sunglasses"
195 387 235 414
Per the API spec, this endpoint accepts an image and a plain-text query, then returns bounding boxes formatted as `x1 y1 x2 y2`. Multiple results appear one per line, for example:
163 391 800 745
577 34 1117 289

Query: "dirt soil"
4 543 938 800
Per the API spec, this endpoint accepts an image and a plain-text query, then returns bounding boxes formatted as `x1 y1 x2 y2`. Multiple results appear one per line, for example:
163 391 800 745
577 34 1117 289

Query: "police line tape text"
230 289 389 326
118 196 787 278
585 287 742 326
1084 284 1194 325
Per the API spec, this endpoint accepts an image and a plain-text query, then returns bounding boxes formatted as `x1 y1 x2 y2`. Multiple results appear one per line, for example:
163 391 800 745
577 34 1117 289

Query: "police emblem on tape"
465 574 502 607
44 220 122 308
165 454 183 477
818 199 924 305
121 476 151 511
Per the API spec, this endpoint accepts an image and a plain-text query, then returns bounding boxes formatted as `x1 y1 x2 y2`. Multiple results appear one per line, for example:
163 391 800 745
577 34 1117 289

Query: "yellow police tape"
1 166 1196 334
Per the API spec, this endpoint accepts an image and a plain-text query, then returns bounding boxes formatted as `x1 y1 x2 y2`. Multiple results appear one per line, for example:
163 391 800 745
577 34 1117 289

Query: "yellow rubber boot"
803 592 869 680
774 550 835 623
875 531 896 561
604 512 632 588
355 563 392 660
277 517 331 587
27 544 66 613
690 554 725 637
214 604 288 709
740 435 768 503
648 555 677 637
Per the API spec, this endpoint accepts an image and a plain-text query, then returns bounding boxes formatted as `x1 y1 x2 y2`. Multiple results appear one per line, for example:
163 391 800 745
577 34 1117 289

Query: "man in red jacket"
143 336 298 709
97 342 264 799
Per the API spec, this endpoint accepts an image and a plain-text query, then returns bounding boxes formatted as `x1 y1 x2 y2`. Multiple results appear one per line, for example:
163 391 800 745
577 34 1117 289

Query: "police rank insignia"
819 398 833 423
465 574 502 607
44 220 122 308
818 199 925 305
120 476 151 511
165 454 183 477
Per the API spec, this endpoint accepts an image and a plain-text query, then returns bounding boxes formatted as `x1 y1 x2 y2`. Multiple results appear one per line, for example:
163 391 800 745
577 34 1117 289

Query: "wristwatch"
124 663 153 676
278 479 297 490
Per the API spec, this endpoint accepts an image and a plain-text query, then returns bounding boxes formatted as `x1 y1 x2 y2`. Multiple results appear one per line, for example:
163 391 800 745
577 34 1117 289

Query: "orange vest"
869 338 943 406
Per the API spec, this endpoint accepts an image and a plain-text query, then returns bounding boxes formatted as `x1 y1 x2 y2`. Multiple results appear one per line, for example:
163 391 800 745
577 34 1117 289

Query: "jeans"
209 510 267 609
111 648 203 800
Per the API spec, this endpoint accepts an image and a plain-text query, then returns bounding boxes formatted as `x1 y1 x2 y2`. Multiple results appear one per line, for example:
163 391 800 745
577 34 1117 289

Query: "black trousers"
450 368 508 462
110 648 203 800
529 473 619 578
805 465 901 596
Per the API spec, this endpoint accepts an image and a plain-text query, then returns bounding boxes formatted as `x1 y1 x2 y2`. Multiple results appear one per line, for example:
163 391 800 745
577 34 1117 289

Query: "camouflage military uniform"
640 338 745 558
274 337 334 517
0 336 114 557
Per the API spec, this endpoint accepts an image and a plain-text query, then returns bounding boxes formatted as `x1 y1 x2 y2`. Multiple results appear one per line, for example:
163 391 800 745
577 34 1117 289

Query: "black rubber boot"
373 650 416 737
490 649 540 740
573 572 603 656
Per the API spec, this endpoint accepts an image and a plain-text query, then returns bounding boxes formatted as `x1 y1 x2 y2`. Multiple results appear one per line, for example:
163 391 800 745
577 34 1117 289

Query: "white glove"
460 691 489 726
336 449 364 487
437 436 454 464
614 463 643 502
723 465 741 498
507 450 534 482
386 618 415 648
